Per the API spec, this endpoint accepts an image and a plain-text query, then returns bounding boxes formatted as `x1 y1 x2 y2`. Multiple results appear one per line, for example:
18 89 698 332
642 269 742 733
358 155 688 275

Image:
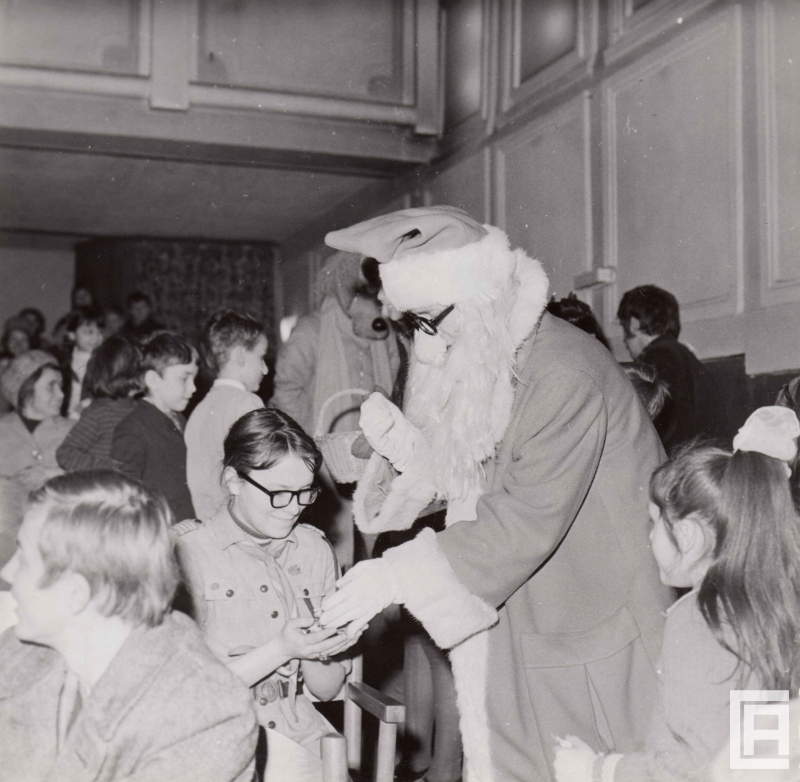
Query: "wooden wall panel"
494 95 591 300
443 0 486 132
605 0 718 64
424 151 490 223
0 0 142 75
499 0 594 121
602 6 743 330
758 0 800 306
196 0 408 104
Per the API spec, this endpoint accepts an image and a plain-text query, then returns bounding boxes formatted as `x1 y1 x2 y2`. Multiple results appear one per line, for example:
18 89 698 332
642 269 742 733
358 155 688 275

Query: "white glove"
553 736 599 782
319 559 402 639
359 393 424 473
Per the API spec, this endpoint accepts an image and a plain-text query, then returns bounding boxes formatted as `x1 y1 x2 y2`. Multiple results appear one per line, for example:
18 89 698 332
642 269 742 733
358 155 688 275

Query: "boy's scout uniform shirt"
174 504 338 754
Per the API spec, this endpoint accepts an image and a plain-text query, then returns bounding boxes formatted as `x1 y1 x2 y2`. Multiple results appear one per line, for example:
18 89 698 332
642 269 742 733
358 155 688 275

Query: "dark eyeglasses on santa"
402 304 455 336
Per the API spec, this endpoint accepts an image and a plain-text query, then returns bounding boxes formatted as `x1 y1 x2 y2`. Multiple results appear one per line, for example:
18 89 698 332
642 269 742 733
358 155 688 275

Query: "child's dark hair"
625 363 669 419
19 307 45 337
223 408 322 476
546 293 610 350
66 306 106 334
617 285 681 339
650 445 800 691
84 336 141 399
126 290 152 308
140 332 197 377
201 311 265 375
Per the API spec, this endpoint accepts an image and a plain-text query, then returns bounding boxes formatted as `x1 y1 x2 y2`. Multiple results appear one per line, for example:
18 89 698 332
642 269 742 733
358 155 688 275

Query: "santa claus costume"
320 207 673 782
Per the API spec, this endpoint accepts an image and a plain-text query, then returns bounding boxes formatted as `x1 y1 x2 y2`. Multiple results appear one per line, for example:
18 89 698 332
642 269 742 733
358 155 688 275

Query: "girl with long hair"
554 406 800 781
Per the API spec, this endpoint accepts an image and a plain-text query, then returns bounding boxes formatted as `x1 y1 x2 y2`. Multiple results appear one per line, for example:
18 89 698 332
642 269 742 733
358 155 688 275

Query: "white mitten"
359 392 424 473
553 736 599 782
319 559 403 638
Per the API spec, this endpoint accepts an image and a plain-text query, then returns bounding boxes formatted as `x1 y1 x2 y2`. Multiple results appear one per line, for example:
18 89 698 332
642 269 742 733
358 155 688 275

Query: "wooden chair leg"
344 654 364 772
375 721 398 782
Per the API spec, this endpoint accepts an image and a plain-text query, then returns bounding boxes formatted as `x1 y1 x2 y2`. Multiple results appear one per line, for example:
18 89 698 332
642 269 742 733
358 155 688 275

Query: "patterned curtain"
76 238 278 345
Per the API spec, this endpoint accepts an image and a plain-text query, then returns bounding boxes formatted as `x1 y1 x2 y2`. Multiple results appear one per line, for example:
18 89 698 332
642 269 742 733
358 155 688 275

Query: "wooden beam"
0 87 439 169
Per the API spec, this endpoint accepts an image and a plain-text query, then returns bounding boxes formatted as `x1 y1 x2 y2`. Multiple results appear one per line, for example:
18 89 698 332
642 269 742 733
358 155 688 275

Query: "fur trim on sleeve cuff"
384 527 498 649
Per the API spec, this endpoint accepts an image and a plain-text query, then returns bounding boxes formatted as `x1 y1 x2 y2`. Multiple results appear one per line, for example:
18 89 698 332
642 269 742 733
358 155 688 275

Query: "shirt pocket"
203 575 260 649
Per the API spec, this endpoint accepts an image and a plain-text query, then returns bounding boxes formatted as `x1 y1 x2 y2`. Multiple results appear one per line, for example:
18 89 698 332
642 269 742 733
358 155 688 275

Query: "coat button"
271 610 279 618
260 698 268 706
268 721 276 729
303 588 309 596
260 585 268 592
210 583 219 590
226 589 234 597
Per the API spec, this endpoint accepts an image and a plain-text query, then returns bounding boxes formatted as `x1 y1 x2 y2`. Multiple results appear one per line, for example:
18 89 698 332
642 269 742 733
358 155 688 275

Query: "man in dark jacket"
618 284 727 453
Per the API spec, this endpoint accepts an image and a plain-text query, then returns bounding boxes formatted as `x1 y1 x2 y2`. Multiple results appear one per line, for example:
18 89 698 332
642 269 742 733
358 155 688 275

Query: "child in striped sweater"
56 335 140 471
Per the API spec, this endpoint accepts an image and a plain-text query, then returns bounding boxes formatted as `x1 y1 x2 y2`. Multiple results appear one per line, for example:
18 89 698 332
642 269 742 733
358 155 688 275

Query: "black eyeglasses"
236 471 321 509
402 304 455 336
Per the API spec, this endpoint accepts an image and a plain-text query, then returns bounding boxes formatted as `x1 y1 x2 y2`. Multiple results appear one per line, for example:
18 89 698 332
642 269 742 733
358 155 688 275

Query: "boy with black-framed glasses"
174 408 356 782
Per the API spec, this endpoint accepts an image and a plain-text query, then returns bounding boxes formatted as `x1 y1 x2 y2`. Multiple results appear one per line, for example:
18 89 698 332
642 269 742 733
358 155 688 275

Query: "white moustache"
413 332 448 366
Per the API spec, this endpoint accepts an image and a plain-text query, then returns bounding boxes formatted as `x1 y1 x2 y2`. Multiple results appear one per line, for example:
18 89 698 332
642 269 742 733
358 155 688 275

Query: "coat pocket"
520 606 658 756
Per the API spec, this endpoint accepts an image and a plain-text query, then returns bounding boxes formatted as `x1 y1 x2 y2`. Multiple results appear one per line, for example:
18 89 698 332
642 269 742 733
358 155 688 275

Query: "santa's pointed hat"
325 206 518 312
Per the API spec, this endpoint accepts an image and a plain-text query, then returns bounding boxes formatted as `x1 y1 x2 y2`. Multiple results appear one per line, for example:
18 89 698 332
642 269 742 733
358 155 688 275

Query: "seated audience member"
0 470 258 782
17 308 46 349
121 291 163 342
56 336 140 472
176 408 355 782
554 407 800 782
104 305 126 338
111 333 197 522
625 363 669 420
546 293 610 349
618 284 727 453
0 351 73 570
72 285 94 309
0 317 32 369
0 319 32 414
51 285 95 347
185 311 266 518
56 307 106 419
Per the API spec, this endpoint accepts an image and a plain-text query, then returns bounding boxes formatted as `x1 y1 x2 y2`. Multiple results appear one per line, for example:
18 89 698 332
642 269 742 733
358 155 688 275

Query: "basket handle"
314 388 372 438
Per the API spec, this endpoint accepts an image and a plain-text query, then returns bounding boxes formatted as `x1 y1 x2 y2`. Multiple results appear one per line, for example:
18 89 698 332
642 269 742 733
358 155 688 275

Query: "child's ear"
143 368 160 392
674 515 710 560
65 572 92 615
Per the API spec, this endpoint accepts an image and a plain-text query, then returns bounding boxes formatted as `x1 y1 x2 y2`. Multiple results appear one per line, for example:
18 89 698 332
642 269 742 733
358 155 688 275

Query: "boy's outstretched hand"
278 617 354 661
319 559 401 639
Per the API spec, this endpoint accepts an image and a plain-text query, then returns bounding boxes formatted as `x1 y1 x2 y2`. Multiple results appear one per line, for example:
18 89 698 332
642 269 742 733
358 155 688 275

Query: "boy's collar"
211 503 298 551
213 378 247 392
143 398 183 429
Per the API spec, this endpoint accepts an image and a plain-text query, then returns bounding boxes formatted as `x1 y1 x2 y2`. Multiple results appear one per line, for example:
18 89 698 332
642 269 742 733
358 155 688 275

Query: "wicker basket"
314 388 372 484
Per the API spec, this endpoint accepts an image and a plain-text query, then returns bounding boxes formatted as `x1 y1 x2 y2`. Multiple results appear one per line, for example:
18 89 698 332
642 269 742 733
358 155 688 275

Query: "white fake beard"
402 282 520 502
